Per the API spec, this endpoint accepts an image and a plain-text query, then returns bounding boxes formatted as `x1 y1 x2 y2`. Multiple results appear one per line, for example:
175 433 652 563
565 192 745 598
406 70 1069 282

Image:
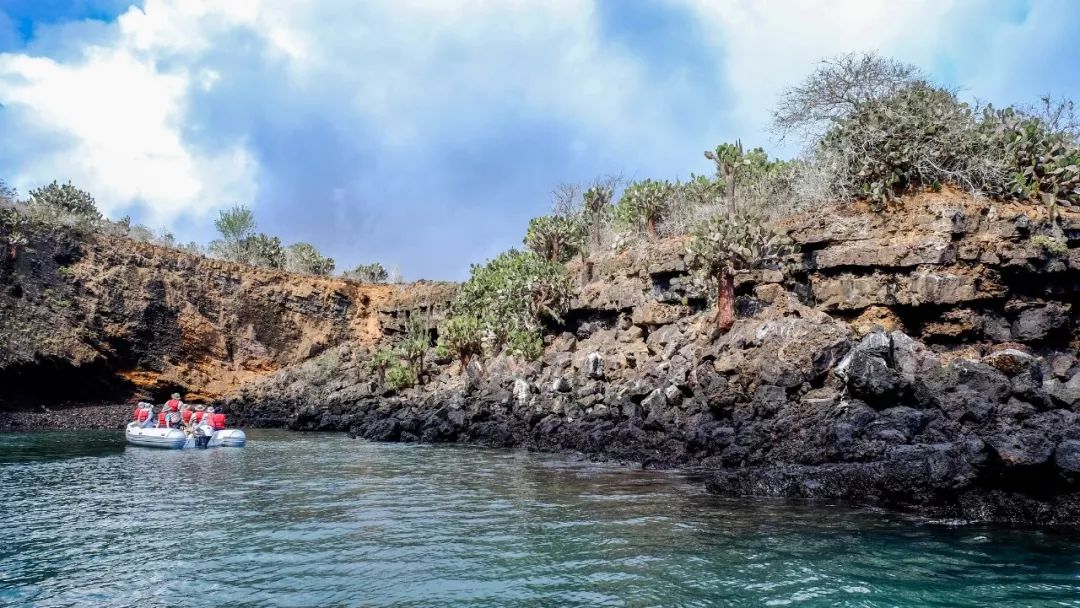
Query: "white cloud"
0 0 666 225
675 0 1016 150
0 12 257 223
0 0 1073 278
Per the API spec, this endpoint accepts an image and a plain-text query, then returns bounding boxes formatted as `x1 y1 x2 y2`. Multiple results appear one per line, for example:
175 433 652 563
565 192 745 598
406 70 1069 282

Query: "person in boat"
193 405 215 448
202 406 217 430
209 407 226 432
132 402 154 428
165 392 184 414
188 404 206 428
180 403 193 428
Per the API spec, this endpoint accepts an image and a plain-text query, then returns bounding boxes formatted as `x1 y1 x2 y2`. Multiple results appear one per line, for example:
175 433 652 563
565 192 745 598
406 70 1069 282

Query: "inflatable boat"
125 422 247 449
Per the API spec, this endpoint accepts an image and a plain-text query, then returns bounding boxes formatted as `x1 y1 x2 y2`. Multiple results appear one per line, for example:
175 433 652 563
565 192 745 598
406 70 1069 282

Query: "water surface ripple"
1 430 1078 607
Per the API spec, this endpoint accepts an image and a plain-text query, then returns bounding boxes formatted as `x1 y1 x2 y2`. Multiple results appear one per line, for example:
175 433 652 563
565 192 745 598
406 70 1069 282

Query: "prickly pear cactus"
616 179 675 237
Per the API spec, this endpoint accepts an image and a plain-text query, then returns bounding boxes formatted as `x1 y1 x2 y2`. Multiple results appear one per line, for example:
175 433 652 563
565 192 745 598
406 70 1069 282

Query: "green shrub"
506 329 543 361
436 315 483 371
1030 234 1069 255
344 262 389 283
688 211 797 331
452 249 572 347
385 363 417 391
205 207 287 268
367 347 396 384
523 214 584 262
816 84 993 208
616 179 675 237
285 242 335 276
783 54 1079 212
126 224 155 243
400 312 431 383
153 229 176 248
209 205 256 262
27 181 101 222
244 233 285 268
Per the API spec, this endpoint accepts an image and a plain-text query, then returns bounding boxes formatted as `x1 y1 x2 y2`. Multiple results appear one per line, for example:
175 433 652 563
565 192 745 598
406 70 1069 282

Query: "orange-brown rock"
0 226 440 404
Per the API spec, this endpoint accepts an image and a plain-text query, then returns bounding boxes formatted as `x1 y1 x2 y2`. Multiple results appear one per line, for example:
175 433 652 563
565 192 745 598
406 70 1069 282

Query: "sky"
1 0 1078 280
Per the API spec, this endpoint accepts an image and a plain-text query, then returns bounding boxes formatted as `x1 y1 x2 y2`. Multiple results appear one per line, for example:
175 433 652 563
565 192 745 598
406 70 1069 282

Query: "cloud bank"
1 0 1077 278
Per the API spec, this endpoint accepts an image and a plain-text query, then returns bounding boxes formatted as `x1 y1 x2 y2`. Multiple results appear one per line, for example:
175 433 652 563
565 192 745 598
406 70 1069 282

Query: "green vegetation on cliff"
687 211 798 330
2 52 1076 333
434 249 572 369
495 51 1079 332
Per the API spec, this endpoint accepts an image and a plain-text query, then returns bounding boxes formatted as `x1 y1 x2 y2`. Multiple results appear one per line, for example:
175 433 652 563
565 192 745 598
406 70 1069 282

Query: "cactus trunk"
646 217 657 238
714 271 735 332
723 170 736 206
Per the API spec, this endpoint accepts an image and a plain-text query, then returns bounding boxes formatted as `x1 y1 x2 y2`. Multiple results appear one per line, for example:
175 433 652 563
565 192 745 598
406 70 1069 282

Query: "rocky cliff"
220 191 1080 523
4 191 1079 522
0 220 451 407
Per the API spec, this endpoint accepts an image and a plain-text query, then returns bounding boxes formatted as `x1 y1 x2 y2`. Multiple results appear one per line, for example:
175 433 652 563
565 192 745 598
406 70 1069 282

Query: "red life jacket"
192 411 205 423
133 407 141 420
210 413 226 430
158 411 168 427
166 399 181 412
181 410 193 424
134 408 149 423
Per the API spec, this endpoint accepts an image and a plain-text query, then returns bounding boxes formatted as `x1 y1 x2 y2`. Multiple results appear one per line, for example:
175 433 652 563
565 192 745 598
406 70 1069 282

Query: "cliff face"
0 222 449 406
3 192 1079 522
221 192 1080 523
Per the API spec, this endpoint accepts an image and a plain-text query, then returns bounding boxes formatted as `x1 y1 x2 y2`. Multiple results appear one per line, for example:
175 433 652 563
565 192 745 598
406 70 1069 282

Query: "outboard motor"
193 425 211 449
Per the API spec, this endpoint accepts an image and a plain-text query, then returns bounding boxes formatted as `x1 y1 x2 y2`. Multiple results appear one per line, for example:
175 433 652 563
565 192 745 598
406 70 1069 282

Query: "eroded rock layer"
0 221 451 405
3 192 1078 522
222 192 1080 523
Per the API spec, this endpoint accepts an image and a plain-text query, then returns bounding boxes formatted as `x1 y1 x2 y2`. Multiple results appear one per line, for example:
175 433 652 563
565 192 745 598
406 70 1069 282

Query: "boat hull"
125 423 188 449
125 423 247 449
211 429 247 448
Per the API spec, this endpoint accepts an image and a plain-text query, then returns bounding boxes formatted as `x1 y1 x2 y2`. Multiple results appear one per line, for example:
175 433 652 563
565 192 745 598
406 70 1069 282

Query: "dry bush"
773 51 926 142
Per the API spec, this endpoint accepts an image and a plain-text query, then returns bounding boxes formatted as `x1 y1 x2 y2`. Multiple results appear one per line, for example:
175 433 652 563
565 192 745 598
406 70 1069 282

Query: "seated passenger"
133 402 153 427
210 409 226 431
180 403 193 427
156 408 168 428
202 406 216 431
190 404 206 426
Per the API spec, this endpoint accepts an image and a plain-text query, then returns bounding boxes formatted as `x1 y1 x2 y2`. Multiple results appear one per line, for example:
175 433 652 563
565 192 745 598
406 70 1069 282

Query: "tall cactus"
436 315 483 372
688 211 798 332
704 141 745 202
582 185 613 247
617 179 675 238
0 208 28 260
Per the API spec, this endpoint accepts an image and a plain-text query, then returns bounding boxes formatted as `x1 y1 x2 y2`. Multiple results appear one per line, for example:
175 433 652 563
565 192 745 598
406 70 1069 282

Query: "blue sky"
1 0 1079 279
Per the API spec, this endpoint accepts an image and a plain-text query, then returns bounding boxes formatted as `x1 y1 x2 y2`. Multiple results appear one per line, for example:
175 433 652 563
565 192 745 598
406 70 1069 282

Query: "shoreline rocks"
4 192 1079 525
0 403 130 432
